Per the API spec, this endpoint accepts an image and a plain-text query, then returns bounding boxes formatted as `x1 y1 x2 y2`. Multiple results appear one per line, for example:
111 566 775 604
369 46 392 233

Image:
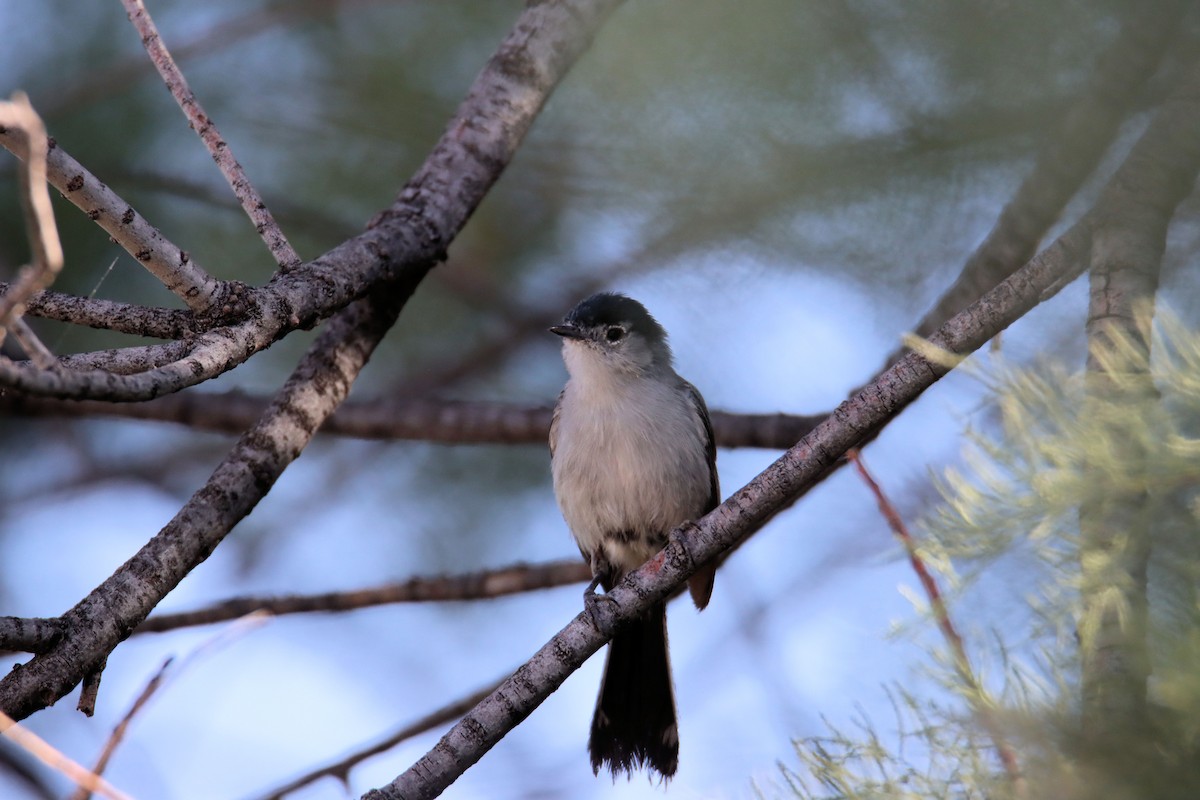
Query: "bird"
548 292 719 780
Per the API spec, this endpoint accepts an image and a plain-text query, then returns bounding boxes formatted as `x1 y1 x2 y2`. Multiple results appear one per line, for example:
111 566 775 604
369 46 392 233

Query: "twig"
0 709 135 800
0 0 625 720
366 158 1095 800
47 0 389 118
0 127 223 314
121 0 301 272
135 560 590 635
0 92 63 348
77 662 106 717
847 450 1025 794
70 612 270 800
68 659 171 800
8 317 56 367
253 677 505 800
0 390 822 450
2 284 196 339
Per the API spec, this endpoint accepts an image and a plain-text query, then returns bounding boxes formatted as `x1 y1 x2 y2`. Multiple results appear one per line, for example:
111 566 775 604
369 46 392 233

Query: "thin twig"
121 0 301 272
847 450 1025 795
0 709 135 800
76 663 105 717
70 612 270 800
253 677 505 800
47 0 389 118
8 317 56 367
68 659 171 800
135 560 590 635
0 92 63 348
0 124 222 314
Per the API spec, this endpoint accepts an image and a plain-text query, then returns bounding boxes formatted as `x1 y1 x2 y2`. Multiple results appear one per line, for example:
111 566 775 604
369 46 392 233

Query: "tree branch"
0 129 224 314
121 0 302 272
1 283 196 339
133 560 591 636
0 0 628 721
0 93 63 348
0 390 822 449
254 677 506 800
0 617 62 655
365 190 1096 800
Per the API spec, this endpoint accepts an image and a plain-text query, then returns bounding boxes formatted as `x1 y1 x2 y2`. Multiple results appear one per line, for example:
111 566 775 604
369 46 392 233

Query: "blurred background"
2 1 1200 798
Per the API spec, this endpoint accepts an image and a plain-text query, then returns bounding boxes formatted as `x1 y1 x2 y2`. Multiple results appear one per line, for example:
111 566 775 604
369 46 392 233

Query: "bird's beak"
549 324 585 340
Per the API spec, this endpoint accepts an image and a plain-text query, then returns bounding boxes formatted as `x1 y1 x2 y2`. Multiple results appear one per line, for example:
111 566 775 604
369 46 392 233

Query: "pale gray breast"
551 377 711 567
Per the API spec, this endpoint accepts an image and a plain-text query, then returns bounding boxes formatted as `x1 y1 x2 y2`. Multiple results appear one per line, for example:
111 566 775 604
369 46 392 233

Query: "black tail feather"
589 601 678 780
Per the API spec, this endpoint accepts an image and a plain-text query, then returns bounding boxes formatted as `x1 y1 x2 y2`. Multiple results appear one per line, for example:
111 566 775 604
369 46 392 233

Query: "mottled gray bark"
0 0 628 721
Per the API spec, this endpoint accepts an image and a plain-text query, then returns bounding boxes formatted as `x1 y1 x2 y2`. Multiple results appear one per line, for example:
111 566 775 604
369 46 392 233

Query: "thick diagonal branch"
0 0 627 722
366 202 1094 800
372 50 1200 794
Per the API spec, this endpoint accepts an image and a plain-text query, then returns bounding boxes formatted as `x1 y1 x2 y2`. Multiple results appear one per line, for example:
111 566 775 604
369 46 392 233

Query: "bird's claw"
583 574 617 630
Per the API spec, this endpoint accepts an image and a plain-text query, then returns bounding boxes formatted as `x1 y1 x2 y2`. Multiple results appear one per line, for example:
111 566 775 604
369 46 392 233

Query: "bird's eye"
605 326 625 342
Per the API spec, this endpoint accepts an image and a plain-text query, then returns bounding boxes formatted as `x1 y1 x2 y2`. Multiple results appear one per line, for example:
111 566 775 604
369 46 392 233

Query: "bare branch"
8 317 56 368
121 0 301 272
46 0 391 118
51 340 194 375
254 677 505 800
134 560 590 635
0 0 629 721
0 92 63 348
0 390 822 449
76 665 104 718
366 187 1097 800
849 450 1025 795
0 617 61 655
68 658 171 800
0 710 134 800
0 130 223 314
3 283 196 339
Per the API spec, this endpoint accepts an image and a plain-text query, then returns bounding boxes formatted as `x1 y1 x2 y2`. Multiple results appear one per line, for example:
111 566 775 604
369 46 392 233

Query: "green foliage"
780 314 1200 799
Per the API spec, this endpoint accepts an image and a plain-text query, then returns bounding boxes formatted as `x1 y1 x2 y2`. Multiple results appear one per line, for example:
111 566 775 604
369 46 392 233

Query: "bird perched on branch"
549 292 719 780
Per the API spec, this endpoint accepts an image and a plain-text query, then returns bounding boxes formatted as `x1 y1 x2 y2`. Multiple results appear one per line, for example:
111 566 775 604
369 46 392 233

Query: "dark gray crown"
563 292 668 346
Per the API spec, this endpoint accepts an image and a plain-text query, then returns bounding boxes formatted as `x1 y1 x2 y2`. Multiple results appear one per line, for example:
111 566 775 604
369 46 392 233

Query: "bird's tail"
589 601 678 780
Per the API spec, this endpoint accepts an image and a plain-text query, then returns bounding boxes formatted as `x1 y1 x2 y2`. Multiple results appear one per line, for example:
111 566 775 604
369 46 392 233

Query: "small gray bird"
549 292 719 780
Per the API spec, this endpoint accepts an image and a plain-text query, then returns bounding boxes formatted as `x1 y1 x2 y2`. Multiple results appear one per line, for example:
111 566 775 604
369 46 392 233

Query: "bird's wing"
682 380 719 511
549 389 565 459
